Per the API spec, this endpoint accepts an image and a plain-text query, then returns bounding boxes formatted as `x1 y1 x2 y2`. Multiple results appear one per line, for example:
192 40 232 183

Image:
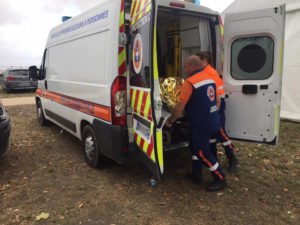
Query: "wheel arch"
35 96 41 104
80 120 92 140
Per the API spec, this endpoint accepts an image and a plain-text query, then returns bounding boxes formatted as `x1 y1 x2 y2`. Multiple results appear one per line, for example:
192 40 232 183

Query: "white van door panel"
223 5 285 144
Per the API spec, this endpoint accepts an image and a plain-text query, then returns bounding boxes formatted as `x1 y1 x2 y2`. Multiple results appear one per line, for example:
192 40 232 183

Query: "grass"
0 105 299 225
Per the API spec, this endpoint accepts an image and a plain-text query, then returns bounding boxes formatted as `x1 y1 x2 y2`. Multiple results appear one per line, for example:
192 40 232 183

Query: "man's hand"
165 120 173 128
164 102 186 128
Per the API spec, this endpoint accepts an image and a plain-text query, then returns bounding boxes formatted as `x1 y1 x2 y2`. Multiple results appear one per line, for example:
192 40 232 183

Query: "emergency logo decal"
207 85 215 102
132 33 143 74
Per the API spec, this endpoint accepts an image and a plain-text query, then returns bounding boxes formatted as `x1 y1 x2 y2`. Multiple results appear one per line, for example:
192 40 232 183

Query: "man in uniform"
165 55 226 192
196 52 238 173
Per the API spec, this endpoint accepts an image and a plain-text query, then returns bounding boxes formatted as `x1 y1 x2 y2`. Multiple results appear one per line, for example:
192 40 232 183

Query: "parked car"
0 73 3 84
1 68 38 93
0 100 10 155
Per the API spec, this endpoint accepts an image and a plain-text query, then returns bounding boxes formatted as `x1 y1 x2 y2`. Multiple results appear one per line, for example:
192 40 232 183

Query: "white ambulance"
29 0 285 180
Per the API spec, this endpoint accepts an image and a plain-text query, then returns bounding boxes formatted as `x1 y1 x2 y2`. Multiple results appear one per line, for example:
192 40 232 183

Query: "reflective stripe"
210 105 218 113
209 162 219 172
217 86 224 90
222 140 232 146
209 139 217 143
192 155 199 160
156 131 164 173
220 94 225 98
193 79 215 89
153 27 159 79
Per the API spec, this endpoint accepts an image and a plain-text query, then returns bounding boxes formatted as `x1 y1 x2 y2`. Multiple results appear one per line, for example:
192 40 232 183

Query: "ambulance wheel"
37 100 48 126
82 125 100 168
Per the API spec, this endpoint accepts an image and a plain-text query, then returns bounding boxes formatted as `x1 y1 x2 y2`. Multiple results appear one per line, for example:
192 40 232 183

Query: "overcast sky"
0 0 234 69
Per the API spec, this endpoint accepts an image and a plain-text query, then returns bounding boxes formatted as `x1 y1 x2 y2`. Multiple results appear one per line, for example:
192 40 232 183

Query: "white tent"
222 0 300 122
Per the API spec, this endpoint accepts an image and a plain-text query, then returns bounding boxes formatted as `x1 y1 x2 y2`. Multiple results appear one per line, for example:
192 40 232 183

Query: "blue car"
0 100 10 155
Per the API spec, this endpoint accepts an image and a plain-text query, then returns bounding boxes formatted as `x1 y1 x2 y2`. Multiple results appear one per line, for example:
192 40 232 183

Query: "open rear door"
129 0 164 179
223 5 286 145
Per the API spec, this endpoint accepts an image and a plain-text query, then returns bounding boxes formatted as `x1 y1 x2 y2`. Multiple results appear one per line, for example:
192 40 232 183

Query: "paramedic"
196 52 238 173
165 55 226 192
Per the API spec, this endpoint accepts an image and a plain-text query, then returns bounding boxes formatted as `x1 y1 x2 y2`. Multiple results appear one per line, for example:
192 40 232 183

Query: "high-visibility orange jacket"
203 64 225 98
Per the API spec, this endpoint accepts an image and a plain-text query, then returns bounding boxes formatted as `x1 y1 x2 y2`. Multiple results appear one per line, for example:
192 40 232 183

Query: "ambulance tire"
82 125 101 168
37 100 48 126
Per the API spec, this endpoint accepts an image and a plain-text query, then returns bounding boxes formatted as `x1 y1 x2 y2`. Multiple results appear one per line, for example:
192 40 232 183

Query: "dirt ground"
0 103 299 225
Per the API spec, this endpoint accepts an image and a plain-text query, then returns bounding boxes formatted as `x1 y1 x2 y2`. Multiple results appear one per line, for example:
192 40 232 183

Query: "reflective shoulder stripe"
210 105 218 113
217 86 224 90
209 139 217 143
209 162 219 172
193 79 215 89
222 140 232 146
192 155 199 160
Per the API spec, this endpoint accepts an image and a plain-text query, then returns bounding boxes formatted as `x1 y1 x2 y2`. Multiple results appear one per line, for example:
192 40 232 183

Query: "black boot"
185 171 202 185
228 153 238 173
206 179 226 192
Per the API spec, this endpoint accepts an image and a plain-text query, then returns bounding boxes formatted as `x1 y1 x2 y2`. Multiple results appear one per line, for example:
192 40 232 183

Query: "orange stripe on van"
36 88 42 97
37 89 111 122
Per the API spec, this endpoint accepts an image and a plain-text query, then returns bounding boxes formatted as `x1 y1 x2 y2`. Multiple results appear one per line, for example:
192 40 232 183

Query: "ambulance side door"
223 5 285 144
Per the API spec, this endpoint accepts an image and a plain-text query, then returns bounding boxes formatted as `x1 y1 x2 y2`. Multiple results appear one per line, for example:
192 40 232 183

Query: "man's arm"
216 95 221 110
165 102 186 127
165 81 192 128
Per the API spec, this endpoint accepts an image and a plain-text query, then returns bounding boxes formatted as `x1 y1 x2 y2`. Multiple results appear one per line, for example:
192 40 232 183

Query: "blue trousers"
210 99 234 158
190 134 225 181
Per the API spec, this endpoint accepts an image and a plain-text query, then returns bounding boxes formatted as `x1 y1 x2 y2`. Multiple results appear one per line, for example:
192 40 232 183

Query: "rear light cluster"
6 76 15 81
170 2 185 8
111 76 127 126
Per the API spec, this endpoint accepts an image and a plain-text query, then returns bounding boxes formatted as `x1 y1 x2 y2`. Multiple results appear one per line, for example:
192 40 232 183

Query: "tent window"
231 36 274 80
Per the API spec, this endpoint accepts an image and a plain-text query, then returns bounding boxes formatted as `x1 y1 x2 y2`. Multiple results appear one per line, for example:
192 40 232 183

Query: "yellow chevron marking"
150 148 155 161
133 0 141 19
131 89 137 109
130 0 137 19
120 10 124 28
118 48 126 67
144 93 151 118
131 0 151 24
146 3 151 13
136 90 144 115
143 141 149 153
136 134 141 146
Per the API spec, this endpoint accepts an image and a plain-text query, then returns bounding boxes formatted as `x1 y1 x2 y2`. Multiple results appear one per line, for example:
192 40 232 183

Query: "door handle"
242 85 257 94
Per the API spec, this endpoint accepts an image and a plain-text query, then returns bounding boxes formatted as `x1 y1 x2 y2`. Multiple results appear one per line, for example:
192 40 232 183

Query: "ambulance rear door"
129 0 164 179
223 5 286 144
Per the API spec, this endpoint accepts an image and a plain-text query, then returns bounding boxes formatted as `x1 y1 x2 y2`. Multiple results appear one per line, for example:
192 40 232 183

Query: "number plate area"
134 118 151 143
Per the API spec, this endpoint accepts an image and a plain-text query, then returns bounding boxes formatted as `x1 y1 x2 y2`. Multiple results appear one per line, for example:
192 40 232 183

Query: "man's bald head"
186 55 201 68
184 55 202 76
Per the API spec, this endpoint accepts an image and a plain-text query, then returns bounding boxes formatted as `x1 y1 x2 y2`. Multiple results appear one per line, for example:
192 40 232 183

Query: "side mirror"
29 66 38 80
